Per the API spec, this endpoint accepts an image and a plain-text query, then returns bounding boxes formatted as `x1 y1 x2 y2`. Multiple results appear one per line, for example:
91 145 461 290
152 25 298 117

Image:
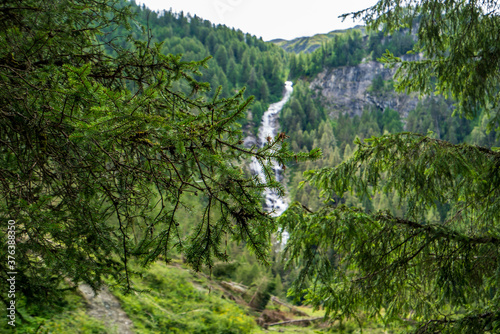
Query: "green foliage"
286 26 415 80
0 0 319 311
20 311 109 334
125 2 289 118
8 262 258 333
280 2 500 333
467 113 500 147
289 30 366 79
281 81 326 136
7 1 500 333
347 0 500 130
405 96 485 145
112 263 256 334
3 289 109 333
369 74 386 93
368 29 415 61
281 133 500 333
273 273 285 299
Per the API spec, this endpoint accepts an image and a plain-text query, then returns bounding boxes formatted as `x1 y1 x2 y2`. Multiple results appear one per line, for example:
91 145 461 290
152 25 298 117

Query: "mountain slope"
271 26 367 54
310 55 421 118
13 261 338 333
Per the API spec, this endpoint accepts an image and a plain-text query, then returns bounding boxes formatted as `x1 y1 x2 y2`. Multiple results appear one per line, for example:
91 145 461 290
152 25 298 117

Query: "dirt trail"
78 284 134 334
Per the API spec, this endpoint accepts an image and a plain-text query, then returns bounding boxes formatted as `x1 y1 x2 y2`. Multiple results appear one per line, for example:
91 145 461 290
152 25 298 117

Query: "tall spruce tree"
0 0 318 306
280 1 500 333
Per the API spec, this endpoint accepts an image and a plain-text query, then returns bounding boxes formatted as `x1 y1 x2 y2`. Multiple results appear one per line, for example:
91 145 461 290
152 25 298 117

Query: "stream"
249 81 293 217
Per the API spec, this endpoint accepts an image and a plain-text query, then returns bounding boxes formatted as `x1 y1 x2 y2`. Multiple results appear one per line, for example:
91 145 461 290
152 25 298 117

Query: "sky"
137 0 379 41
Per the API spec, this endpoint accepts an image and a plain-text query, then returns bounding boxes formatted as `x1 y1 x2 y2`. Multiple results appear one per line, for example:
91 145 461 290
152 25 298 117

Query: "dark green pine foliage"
125 1 289 104
0 0 319 307
368 28 415 61
280 1 500 333
288 27 415 80
289 30 366 79
282 134 500 332
355 0 500 129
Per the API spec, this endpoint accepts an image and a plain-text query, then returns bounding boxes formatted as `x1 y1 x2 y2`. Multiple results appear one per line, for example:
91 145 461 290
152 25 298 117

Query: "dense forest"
124 2 290 133
1 0 499 333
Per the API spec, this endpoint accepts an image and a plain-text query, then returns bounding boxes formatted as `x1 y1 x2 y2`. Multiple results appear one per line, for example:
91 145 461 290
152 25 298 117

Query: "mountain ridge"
271 25 367 54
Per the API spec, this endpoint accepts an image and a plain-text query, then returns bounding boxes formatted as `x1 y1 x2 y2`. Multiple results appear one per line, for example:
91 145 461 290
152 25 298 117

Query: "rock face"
79 284 135 334
310 57 421 118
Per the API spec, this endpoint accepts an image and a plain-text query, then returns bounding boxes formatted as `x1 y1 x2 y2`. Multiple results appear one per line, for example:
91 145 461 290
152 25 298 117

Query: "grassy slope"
6 261 408 334
270 26 366 53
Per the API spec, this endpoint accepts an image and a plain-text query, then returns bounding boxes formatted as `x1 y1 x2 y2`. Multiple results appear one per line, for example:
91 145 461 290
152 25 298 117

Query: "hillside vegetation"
2 0 500 333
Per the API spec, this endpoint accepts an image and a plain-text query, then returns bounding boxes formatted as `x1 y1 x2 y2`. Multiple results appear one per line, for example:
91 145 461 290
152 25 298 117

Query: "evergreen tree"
0 0 319 307
280 1 500 333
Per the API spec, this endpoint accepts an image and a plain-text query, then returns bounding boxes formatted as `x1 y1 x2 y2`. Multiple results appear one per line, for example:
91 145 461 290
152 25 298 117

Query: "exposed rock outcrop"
310 56 422 118
79 284 134 334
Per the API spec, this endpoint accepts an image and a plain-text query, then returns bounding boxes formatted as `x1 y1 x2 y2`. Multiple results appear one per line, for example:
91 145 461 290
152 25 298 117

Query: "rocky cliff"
309 56 421 119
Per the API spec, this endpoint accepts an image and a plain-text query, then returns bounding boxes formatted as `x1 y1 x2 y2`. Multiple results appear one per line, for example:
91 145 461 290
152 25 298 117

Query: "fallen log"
271 296 309 317
220 281 248 294
267 317 324 327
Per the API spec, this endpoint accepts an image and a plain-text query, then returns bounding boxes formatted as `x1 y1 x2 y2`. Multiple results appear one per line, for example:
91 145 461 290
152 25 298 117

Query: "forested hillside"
124 2 289 132
279 23 499 213
2 0 499 333
0 0 314 332
279 1 500 333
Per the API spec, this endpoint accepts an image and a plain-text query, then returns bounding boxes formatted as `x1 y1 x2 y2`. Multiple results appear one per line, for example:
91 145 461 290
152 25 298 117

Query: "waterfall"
249 81 293 217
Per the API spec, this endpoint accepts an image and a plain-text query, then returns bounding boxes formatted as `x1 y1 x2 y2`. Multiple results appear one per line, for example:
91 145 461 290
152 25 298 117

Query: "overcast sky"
137 0 379 41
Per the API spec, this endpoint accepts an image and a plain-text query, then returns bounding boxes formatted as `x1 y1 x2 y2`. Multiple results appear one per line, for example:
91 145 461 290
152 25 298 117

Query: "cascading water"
249 81 293 217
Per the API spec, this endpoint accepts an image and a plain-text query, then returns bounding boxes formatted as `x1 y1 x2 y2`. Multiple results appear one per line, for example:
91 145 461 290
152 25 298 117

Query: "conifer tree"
0 0 318 305
280 1 500 333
